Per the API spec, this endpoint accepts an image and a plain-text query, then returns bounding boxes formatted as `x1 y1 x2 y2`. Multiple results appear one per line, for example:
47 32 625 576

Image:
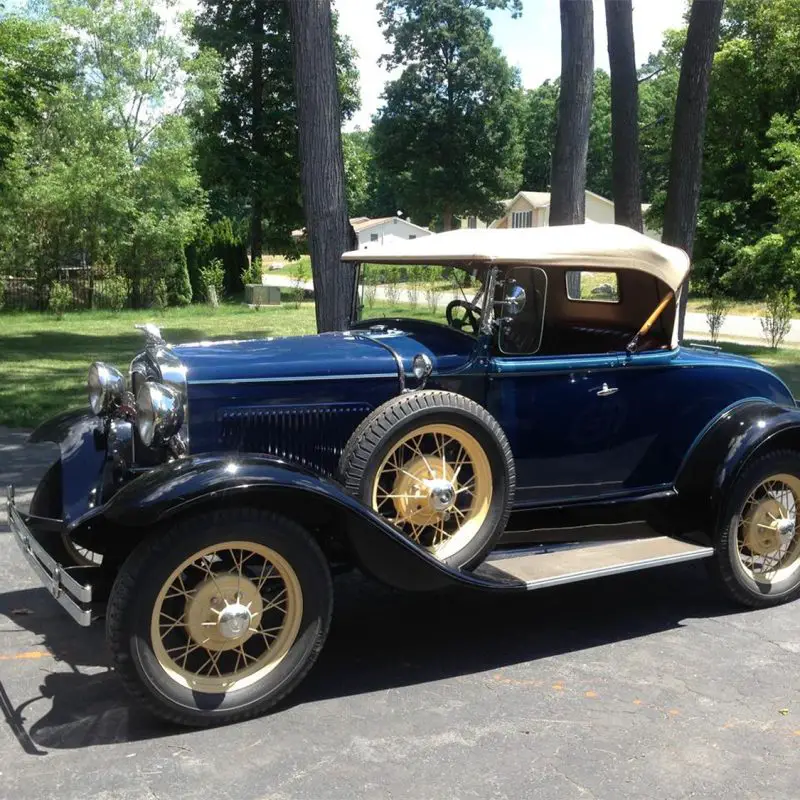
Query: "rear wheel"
106 507 332 727
711 450 800 608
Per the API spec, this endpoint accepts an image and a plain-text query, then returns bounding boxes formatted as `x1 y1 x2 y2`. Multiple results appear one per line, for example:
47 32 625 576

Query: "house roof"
341 224 690 292
352 216 431 234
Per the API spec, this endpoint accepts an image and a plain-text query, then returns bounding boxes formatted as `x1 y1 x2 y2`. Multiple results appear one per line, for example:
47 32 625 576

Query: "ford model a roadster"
8 225 800 726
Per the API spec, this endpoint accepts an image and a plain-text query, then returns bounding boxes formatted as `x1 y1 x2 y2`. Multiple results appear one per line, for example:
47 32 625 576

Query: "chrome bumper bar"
6 485 93 626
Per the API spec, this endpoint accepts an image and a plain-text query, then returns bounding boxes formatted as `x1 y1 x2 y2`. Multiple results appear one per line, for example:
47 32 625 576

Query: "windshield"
353 263 486 334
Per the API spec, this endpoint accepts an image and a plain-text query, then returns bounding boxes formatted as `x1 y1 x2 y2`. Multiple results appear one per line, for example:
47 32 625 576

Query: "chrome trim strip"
7 486 92 626
354 332 406 392
189 372 397 386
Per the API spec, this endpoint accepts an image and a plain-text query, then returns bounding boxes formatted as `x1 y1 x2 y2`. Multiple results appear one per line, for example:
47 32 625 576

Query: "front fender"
675 398 800 540
92 453 522 593
29 409 106 523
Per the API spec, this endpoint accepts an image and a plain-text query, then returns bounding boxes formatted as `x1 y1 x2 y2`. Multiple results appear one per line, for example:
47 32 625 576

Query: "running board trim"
476 537 714 591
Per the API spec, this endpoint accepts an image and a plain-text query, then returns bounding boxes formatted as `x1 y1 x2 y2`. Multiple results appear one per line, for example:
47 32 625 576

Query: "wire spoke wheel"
371 423 493 560
736 473 800 585
151 540 303 695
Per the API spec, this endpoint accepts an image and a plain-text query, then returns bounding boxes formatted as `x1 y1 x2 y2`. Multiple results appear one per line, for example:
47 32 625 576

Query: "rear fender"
674 399 800 540
80 453 517 592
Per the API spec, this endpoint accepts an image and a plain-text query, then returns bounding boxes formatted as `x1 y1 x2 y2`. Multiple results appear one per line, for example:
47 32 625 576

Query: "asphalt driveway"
0 427 798 799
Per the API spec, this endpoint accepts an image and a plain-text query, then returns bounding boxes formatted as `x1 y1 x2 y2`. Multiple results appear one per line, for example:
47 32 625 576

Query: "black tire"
106 507 332 727
710 449 800 608
338 390 515 570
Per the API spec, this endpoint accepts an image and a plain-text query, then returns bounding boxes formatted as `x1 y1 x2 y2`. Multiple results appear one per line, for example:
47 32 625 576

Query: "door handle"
596 383 618 397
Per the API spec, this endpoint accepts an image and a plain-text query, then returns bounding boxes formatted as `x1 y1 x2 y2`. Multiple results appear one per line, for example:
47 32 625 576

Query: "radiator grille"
218 403 373 476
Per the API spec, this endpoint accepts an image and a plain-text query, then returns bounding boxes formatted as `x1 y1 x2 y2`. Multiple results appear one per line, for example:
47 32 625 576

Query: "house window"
467 216 477 229
408 234 416 240
370 233 379 242
511 210 533 228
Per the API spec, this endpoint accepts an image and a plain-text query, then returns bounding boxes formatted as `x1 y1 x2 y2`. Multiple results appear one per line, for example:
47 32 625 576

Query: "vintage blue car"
8 224 800 727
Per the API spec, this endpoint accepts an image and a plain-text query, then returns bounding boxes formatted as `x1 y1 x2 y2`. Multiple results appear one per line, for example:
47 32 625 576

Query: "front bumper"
6 485 93 626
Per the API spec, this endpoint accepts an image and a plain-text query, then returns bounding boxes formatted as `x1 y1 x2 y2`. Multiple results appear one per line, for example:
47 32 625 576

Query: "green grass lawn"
1 303 799 429
0 301 441 428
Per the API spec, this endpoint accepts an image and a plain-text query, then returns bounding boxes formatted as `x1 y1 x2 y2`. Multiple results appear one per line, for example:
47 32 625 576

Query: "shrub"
385 268 401 305
724 234 800 299
241 257 262 287
760 288 795 349
99 274 130 311
406 265 425 309
166 251 193 306
199 258 225 303
705 294 729 344
48 281 73 318
0 279 5 310
287 260 310 309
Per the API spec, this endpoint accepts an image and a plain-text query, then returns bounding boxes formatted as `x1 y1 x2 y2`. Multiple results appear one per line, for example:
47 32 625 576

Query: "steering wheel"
446 299 482 334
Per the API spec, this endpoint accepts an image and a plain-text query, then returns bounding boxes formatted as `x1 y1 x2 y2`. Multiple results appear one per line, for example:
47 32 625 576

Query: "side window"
565 270 620 303
497 267 548 355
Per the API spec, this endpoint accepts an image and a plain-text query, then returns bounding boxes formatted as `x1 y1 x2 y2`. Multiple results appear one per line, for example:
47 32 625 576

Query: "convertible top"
341 224 690 293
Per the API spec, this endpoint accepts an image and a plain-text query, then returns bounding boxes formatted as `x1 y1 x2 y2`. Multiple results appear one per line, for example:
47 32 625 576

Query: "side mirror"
503 281 526 316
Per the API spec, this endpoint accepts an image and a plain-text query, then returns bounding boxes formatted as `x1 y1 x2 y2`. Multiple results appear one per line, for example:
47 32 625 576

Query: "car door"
487 351 627 505
485 265 663 506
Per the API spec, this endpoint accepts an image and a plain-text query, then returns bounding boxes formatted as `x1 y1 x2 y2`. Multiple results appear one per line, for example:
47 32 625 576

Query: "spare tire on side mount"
338 390 515 570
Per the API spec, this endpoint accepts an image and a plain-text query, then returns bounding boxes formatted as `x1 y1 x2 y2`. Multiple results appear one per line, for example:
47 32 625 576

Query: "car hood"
171 328 474 385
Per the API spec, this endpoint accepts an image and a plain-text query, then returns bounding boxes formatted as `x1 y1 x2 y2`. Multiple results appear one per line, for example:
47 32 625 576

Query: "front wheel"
106 508 332 727
711 450 800 608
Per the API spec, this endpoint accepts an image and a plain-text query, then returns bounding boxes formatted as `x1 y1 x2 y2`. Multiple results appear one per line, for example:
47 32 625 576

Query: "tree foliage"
0 12 72 174
372 0 523 229
0 0 207 307
192 0 358 259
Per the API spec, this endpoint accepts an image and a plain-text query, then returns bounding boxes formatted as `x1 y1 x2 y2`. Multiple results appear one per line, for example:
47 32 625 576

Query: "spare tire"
338 390 515 569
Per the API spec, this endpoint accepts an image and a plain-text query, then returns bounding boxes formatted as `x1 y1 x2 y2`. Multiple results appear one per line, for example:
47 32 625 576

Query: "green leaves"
373 0 523 227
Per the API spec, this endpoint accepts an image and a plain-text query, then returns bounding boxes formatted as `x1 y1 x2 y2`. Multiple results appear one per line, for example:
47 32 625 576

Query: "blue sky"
338 0 689 130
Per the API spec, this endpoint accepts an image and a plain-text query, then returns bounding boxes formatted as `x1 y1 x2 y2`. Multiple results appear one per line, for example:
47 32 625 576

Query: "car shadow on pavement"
0 560 740 752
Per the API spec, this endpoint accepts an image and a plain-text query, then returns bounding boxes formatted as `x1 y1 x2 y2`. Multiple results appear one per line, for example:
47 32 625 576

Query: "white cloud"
339 0 688 131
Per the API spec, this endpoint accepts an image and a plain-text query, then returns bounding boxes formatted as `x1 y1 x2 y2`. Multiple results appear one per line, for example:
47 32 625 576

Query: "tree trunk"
662 0 724 338
442 206 454 232
250 0 265 268
288 0 354 332
550 0 594 226
605 0 642 232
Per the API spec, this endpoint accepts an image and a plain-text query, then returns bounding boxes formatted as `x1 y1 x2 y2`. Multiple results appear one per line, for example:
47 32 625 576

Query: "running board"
475 537 714 590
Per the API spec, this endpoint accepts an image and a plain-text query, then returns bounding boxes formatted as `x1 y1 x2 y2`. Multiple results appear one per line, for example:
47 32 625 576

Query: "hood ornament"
135 323 165 347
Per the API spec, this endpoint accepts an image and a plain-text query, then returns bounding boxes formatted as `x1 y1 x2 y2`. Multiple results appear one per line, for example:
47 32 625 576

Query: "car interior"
497 264 675 356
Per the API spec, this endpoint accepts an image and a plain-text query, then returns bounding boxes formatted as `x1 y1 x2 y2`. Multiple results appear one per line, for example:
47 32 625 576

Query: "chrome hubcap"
217 602 254 640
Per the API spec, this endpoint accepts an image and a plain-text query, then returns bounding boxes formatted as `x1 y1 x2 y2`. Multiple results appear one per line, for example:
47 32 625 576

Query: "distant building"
352 216 433 249
292 216 433 249
490 190 660 240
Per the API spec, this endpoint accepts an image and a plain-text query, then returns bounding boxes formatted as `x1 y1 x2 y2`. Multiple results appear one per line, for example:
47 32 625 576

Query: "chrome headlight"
88 362 125 415
136 382 183 447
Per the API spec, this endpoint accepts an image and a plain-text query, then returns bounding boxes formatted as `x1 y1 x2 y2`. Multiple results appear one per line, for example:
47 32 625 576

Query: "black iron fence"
0 267 131 312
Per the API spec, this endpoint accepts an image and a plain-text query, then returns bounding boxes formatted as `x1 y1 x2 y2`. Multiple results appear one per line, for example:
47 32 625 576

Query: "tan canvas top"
341 224 690 292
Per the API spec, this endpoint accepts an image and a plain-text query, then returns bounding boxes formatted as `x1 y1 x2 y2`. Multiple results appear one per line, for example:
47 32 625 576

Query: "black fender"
674 398 800 542
78 453 523 593
29 409 107 523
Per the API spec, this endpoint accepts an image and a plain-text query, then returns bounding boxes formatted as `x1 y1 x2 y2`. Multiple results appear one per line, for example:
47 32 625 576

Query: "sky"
337 0 689 131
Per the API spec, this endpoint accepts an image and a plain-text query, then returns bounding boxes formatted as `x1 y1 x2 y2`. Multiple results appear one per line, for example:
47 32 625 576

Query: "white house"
352 216 433 249
490 190 660 239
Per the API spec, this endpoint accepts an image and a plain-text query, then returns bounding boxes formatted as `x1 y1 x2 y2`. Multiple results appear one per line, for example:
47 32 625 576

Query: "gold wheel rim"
151 541 303 694
371 423 492 560
736 473 800 584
